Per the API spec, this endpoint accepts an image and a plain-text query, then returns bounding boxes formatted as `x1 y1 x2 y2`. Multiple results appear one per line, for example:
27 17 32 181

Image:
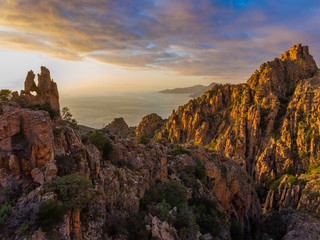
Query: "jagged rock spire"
23 66 60 112
247 44 318 98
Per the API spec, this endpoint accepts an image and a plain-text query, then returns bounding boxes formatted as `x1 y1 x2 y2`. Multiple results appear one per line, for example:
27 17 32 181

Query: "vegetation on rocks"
55 174 93 210
2 45 320 239
36 200 66 232
86 129 113 158
0 89 12 102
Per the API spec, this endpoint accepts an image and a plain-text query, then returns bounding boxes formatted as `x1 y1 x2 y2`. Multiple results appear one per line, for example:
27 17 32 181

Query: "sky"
0 0 320 95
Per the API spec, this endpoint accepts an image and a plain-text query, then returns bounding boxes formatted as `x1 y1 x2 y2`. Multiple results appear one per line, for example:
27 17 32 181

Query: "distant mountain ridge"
159 82 217 98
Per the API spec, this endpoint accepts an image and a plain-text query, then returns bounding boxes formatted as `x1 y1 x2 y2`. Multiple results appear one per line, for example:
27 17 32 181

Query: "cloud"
0 0 319 82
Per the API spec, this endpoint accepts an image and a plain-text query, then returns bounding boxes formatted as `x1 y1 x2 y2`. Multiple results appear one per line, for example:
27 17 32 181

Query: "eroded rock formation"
1 44 320 239
136 113 165 137
21 66 60 112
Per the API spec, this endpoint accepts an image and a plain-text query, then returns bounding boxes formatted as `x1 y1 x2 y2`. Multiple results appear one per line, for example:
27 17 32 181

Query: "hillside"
154 44 320 235
1 44 320 240
0 67 260 240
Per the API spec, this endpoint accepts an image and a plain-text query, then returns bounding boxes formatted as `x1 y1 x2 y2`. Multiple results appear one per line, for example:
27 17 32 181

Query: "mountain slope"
156 44 319 183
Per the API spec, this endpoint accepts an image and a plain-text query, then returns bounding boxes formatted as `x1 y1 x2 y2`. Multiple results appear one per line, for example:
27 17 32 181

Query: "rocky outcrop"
104 117 132 136
2 45 320 239
156 44 319 183
0 105 55 182
247 44 318 98
136 113 165 137
20 66 60 112
263 172 320 215
147 215 178 240
282 213 320 240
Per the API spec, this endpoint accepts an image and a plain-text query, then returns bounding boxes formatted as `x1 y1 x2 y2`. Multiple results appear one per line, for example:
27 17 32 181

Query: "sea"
60 92 192 129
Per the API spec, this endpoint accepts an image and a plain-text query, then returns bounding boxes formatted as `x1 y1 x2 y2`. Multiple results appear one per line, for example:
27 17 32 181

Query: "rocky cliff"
1 44 320 240
13 66 60 112
156 44 319 180
135 113 165 138
0 70 261 240
153 44 320 238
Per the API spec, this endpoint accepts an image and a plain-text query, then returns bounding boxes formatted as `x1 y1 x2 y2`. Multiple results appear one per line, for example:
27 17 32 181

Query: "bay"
60 92 192 128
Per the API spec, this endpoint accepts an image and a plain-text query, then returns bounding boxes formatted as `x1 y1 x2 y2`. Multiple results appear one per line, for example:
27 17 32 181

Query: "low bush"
0 89 12 102
55 174 93 210
17 221 32 237
230 219 243 240
174 205 199 239
138 134 148 144
36 200 66 233
104 212 149 240
163 181 187 207
263 210 287 240
87 130 113 158
3 182 23 203
0 201 11 225
140 181 187 209
55 154 75 176
172 145 189 156
307 162 320 176
33 103 60 120
156 200 171 221
189 198 226 236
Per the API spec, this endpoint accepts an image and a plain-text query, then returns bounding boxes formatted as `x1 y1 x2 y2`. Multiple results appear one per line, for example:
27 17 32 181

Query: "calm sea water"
60 92 192 128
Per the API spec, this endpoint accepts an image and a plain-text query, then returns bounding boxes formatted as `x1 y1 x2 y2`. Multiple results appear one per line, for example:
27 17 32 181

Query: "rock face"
282 213 320 240
156 44 319 181
104 117 130 136
136 113 165 137
0 105 55 181
21 66 60 112
2 45 320 239
155 44 320 226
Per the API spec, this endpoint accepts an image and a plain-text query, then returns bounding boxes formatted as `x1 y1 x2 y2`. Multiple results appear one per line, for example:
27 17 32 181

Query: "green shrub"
138 134 148 144
153 137 165 143
34 103 60 120
263 210 287 240
61 107 77 126
3 182 23 203
81 135 89 143
55 154 75 176
175 205 200 239
172 145 189 156
269 178 282 191
156 200 171 221
104 211 128 237
87 130 113 157
141 181 187 209
127 213 149 240
285 164 293 175
287 175 298 185
307 162 320 176
0 201 11 225
17 221 32 237
0 89 12 102
163 181 187 207
140 186 165 209
104 212 149 240
88 130 107 151
36 200 66 232
230 219 243 240
189 198 226 235
55 174 92 210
